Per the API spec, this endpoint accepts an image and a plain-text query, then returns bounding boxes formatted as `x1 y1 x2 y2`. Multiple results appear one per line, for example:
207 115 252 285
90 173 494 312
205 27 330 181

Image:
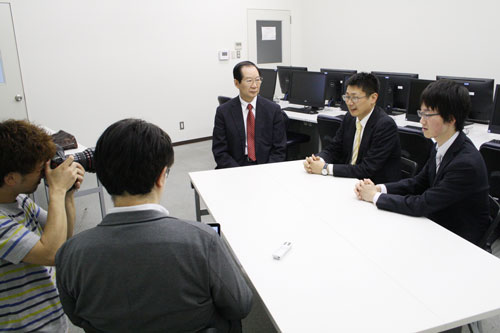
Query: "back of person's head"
346 72 379 96
233 61 261 82
95 119 174 196
420 79 471 132
0 119 56 187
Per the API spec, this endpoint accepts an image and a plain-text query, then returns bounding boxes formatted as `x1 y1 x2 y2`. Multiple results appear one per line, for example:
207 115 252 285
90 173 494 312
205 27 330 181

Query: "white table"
189 161 500 332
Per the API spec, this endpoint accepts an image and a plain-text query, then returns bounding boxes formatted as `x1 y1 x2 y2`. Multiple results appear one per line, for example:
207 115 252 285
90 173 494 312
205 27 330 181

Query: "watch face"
322 168 328 176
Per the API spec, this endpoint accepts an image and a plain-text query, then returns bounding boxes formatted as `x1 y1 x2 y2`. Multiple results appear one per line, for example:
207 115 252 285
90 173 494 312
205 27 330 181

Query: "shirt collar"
357 107 375 128
239 95 257 111
436 131 459 157
107 203 169 216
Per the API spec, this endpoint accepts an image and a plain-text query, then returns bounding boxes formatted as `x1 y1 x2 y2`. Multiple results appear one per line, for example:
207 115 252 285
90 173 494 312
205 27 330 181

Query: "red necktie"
247 104 256 161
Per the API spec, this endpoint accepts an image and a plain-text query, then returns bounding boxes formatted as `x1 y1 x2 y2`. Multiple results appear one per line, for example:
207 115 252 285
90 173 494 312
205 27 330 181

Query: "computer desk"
282 102 500 150
189 161 500 332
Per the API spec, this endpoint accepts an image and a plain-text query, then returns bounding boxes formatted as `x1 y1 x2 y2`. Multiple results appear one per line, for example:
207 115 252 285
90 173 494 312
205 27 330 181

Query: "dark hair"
233 61 261 82
345 72 379 96
0 119 56 187
420 79 471 131
95 119 174 196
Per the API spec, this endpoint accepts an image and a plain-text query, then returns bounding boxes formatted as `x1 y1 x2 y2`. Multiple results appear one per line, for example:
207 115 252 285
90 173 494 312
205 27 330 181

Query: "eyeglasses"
342 95 367 104
166 167 171 178
417 110 440 119
243 77 263 85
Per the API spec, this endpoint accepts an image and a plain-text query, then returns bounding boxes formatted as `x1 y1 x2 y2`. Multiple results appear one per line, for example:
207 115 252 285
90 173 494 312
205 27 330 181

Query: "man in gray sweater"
55 118 253 333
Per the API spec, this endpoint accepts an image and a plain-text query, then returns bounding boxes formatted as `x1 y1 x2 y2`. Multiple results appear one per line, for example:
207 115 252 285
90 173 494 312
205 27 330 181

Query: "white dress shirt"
239 96 257 155
107 203 170 216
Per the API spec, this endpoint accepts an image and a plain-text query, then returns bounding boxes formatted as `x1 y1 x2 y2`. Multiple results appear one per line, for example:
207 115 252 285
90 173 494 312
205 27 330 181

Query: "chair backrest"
400 157 418 179
217 96 231 106
478 195 500 250
397 126 434 173
479 141 500 199
317 114 343 148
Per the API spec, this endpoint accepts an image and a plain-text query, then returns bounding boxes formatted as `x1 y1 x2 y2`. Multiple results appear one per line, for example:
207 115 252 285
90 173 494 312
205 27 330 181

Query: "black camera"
51 145 96 173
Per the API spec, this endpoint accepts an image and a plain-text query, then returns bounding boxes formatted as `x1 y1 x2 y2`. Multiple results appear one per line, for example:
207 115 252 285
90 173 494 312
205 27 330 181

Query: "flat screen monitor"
489 84 500 134
405 79 435 122
288 71 326 110
259 68 277 101
372 71 419 114
277 66 307 99
320 68 357 107
436 75 494 124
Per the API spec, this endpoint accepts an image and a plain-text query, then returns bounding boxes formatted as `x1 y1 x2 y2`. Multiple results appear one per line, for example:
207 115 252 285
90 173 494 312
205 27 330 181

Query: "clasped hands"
354 178 380 203
303 154 325 174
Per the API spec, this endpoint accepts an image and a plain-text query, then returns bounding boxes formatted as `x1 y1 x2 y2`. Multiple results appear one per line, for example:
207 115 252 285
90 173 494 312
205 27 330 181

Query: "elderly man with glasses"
355 79 489 246
212 61 286 169
304 72 401 184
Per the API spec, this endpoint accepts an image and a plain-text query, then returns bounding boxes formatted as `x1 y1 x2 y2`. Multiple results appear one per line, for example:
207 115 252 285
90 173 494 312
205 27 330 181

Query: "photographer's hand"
65 162 85 239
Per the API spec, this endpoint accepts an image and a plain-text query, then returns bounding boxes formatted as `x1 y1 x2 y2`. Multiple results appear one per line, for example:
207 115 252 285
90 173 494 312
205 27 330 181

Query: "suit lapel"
434 132 465 183
357 108 380 160
345 116 356 163
254 97 265 143
230 97 246 152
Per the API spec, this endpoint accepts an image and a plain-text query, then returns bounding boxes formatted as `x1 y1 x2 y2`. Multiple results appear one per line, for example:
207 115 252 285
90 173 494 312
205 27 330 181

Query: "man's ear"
3 172 21 187
155 166 169 188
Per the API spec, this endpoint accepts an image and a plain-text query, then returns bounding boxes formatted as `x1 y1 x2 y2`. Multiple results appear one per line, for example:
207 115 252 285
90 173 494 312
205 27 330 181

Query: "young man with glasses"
212 61 286 168
56 119 253 332
355 79 489 245
304 72 401 183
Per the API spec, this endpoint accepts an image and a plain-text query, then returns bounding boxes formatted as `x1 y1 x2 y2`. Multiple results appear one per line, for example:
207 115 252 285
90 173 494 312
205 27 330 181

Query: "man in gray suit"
55 119 253 332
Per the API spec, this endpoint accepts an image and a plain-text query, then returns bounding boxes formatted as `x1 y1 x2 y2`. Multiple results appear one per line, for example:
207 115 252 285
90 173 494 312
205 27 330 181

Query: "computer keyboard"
404 125 422 130
489 139 500 145
282 106 318 114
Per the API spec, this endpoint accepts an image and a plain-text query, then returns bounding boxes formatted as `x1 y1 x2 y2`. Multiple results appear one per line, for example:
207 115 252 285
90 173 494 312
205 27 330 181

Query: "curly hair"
0 119 56 187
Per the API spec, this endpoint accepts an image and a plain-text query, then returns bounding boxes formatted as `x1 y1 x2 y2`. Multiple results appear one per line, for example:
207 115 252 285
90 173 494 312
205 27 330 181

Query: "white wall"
10 0 500 147
299 0 500 82
9 0 303 146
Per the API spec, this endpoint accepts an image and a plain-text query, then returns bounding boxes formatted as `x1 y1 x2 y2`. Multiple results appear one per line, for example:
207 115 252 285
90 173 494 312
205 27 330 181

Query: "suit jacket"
318 106 401 184
377 131 490 244
212 96 286 169
55 210 253 333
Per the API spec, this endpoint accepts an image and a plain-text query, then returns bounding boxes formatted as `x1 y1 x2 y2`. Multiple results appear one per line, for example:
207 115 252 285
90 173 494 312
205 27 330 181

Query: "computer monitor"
405 79 435 122
259 68 277 101
436 75 494 123
372 71 419 115
288 71 326 111
489 85 500 134
320 68 357 107
277 66 308 99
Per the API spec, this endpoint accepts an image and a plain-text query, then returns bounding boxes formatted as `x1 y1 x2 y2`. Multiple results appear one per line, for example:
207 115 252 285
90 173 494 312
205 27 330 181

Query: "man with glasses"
304 72 401 183
56 119 253 332
212 61 286 168
355 79 489 245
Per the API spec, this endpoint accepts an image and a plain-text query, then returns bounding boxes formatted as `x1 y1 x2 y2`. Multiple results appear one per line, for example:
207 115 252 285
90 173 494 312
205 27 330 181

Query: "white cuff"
373 192 382 205
328 164 334 175
379 184 387 194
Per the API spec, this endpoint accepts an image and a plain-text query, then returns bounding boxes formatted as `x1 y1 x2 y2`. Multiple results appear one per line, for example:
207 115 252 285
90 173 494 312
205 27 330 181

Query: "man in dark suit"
212 61 286 168
304 72 401 184
355 79 489 245
56 119 253 332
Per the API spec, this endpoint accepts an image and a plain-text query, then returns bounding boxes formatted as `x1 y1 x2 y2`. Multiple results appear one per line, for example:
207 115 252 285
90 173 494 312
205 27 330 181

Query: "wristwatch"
321 163 329 176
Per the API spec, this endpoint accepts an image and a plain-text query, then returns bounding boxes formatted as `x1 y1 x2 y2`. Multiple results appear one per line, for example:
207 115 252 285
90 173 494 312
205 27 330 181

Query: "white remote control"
272 242 292 260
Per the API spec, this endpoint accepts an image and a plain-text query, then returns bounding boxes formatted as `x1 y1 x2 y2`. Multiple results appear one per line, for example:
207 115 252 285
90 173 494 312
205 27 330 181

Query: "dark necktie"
247 104 256 161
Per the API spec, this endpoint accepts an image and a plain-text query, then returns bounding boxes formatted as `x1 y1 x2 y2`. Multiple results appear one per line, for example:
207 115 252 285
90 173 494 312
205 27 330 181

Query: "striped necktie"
351 121 362 165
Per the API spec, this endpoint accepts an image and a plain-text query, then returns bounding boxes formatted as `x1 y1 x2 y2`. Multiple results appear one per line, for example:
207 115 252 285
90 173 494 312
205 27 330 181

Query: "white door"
247 9 291 67
0 2 28 120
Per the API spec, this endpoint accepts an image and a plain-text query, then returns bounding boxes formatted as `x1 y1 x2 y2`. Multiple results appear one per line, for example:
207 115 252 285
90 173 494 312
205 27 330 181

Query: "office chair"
400 157 418 179
317 114 343 149
398 126 434 173
217 96 231 106
479 141 500 200
476 195 500 251
281 110 310 160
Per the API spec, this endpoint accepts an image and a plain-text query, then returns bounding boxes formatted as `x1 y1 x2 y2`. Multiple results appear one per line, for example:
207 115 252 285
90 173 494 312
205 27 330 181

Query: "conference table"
189 161 500 332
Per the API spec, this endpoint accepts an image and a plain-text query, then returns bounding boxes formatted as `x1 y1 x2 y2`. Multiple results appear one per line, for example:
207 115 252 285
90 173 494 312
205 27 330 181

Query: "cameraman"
0 119 84 332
